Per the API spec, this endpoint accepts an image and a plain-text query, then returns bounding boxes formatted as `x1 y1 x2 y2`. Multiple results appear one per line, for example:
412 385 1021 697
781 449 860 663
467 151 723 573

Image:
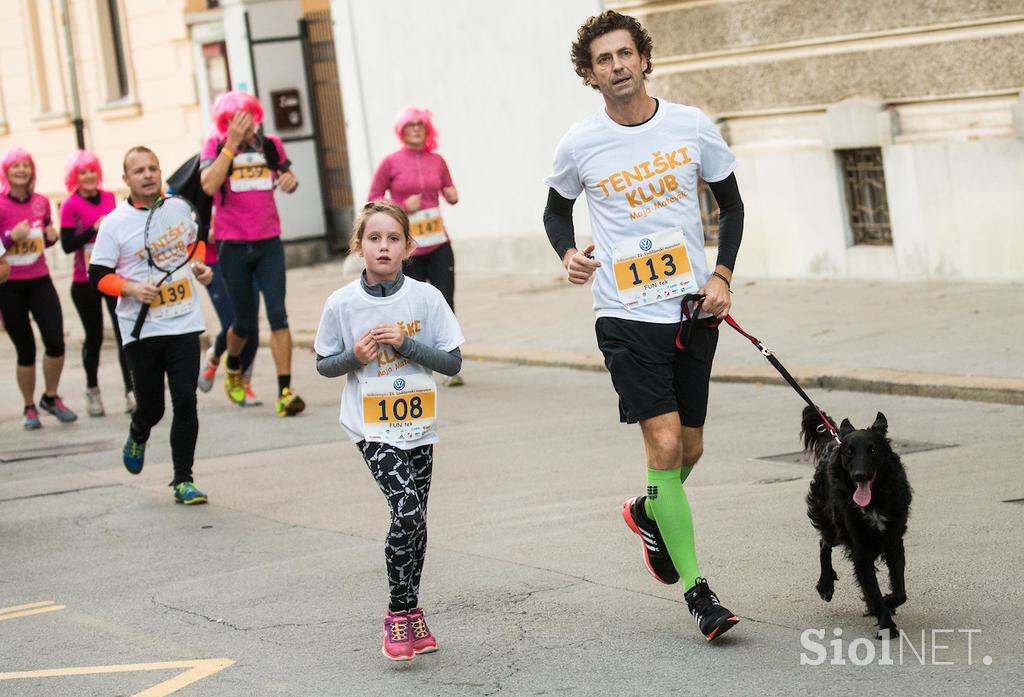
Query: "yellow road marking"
0 600 66 621
0 659 235 696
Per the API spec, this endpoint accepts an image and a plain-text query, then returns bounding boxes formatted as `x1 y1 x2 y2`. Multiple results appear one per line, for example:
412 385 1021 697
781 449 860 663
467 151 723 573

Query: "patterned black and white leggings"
358 441 433 613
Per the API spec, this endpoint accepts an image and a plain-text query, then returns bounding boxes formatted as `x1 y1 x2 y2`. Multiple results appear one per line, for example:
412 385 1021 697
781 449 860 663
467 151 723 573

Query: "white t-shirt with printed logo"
544 99 736 324
90 200 206 345
314 277 465 448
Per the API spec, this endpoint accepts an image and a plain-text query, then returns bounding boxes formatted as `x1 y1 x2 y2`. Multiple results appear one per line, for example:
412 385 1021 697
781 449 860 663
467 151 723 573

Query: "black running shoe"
621 496 679 585
684 577 740 641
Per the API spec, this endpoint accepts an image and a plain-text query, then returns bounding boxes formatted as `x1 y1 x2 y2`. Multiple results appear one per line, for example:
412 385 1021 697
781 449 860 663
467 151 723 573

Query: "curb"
287 336 1024 406
459 344 1024 407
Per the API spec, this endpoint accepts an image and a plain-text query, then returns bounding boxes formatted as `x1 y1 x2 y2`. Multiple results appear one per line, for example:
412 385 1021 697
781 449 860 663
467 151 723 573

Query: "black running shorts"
595 316 719 427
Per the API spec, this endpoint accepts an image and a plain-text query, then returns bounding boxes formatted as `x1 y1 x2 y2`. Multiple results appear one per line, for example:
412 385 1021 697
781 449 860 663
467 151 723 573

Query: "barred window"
838 148 893 245
697 178 720 246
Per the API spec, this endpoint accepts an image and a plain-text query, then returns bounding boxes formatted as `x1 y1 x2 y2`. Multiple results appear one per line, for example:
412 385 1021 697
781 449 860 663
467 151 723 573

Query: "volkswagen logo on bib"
639 238 653 252
393 378 406 391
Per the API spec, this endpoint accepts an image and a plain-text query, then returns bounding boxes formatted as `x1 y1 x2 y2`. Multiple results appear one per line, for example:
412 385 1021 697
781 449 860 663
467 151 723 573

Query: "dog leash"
675 293 841 444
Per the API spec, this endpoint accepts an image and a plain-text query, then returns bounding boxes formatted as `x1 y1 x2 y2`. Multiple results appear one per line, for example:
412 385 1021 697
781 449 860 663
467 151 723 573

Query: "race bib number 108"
361 373 437 443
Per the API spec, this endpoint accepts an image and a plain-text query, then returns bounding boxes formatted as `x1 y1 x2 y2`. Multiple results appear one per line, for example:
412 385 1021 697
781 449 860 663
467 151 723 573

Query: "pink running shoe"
408 608 437 654
382 611 414 661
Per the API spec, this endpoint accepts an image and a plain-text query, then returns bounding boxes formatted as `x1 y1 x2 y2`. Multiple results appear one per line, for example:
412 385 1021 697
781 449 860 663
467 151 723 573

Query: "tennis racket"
130 195 201 339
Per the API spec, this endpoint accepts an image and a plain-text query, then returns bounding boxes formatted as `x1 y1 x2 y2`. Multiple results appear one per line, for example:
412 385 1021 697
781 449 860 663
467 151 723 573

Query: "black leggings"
358 441 434 613
0 276 65 366
124 332 201 486
70 281 133 392
405 242 455 311
218 238 289 339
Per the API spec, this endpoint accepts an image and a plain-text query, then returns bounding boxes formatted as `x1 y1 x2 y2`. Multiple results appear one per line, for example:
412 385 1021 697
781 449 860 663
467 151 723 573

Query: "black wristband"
712 271 731 288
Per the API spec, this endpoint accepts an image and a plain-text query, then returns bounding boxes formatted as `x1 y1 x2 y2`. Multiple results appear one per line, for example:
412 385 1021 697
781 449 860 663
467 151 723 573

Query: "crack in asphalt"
0 483 122 504
151 597 341 647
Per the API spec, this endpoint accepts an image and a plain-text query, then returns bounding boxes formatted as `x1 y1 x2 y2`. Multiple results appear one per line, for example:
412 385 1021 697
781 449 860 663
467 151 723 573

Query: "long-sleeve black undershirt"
60 192 104 254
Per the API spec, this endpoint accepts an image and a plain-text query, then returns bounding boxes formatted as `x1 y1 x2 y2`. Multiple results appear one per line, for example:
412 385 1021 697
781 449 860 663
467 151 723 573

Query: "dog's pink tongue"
853 481 873 508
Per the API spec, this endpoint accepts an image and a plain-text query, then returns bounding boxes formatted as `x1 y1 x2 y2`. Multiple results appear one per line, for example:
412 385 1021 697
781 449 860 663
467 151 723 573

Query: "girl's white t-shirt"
314 277 465 448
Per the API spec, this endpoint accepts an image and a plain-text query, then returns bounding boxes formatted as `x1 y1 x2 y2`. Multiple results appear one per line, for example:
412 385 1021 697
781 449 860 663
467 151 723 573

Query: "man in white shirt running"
543 10 746 641
90 146 214 505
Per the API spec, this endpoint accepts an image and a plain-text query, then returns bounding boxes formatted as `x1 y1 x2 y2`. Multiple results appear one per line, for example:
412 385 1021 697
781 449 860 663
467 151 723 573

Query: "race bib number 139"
612 227 696 308
149 267 196 320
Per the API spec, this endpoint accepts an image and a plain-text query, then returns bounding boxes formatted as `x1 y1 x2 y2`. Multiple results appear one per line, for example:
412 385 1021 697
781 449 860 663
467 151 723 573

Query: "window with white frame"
21 0 68 116
96 0 133 102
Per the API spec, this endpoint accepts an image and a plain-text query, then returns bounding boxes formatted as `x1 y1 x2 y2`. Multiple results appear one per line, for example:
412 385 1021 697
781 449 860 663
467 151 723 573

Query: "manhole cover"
0 440 116 463
755 439 956 465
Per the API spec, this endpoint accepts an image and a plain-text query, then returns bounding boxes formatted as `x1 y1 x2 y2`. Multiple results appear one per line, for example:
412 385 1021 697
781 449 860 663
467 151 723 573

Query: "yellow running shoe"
224 368 246 406
276 387 306 417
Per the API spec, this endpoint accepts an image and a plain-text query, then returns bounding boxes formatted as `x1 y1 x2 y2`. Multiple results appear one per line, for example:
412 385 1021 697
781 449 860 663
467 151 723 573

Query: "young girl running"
60 150 135 416
314 202 464 661
0 148 77 429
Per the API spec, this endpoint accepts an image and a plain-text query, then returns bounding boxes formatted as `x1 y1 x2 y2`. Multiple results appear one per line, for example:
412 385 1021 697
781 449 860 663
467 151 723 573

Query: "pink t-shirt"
0 192 55 281
59 190 116 283
200 134 288 242
367 147 455 256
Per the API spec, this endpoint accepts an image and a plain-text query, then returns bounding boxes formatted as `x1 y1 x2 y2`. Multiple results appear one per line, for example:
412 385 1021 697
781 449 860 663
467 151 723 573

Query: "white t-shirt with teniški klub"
545 99 736 324
315 277 464 449
90 200 205 345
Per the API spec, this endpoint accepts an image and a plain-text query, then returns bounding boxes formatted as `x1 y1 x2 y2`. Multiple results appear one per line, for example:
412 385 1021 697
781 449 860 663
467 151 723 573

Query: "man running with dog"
543 10 745 641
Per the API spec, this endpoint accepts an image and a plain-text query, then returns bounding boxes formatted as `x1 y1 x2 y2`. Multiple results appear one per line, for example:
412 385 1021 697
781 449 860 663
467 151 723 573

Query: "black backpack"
165 153 212 242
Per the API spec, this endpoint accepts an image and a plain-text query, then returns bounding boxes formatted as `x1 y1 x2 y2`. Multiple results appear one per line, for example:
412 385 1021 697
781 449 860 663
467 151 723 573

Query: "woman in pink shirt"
60 150 134 416
0 148 77 429
199 90 305 416
368 107 462 384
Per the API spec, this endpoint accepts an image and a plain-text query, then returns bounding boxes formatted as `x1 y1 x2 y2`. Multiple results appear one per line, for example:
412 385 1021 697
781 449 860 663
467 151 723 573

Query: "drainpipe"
59 0 85 149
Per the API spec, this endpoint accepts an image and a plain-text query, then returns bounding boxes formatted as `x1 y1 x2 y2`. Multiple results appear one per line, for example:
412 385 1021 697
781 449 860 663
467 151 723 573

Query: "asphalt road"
1 352 1021 696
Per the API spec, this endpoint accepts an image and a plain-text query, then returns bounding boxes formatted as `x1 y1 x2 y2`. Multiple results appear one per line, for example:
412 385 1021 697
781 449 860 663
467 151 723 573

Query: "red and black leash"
675 293 841 444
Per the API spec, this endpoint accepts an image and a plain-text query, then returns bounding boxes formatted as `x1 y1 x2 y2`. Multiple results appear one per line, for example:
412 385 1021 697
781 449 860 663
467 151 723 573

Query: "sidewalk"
285 258 1024 405
46 259 1024 405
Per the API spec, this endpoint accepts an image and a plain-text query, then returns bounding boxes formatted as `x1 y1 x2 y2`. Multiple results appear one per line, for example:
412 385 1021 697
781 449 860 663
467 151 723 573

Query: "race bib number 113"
612 227 696 308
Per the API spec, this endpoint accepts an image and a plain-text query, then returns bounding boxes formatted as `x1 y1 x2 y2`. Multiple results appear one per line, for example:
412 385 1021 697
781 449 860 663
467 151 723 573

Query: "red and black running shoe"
684 577 740 641
621 496 679 585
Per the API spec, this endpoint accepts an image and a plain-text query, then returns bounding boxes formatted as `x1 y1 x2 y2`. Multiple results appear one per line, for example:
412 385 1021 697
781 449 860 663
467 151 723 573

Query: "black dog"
802 405 913 639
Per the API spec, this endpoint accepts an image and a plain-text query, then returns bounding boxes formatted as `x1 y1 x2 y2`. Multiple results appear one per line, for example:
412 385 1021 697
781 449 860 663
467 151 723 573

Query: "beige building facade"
618 0 1024 281
0 1 205 199
0 0 335 274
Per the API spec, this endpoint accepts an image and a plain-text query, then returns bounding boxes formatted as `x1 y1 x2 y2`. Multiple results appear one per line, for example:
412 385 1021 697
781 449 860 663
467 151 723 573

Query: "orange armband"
188 240 206 261
97 274 128 297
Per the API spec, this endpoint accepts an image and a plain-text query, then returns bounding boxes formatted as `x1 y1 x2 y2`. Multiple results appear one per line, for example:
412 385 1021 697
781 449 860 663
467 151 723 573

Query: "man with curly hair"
543 10 745 641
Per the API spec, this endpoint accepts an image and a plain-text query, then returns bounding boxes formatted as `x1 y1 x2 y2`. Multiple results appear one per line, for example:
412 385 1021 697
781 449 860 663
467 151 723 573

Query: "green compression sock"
645 465 693 519
646 467 701 590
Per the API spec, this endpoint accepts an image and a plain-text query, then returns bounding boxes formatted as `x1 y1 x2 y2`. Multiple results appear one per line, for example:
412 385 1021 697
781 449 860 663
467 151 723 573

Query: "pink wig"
64 149 104 194
211 90 264 137
394 107 438 152
0 147 36 195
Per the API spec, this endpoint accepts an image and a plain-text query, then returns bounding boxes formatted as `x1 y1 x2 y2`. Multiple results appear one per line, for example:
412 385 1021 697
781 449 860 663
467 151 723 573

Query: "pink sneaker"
408 608 437 654
382 611 414 661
